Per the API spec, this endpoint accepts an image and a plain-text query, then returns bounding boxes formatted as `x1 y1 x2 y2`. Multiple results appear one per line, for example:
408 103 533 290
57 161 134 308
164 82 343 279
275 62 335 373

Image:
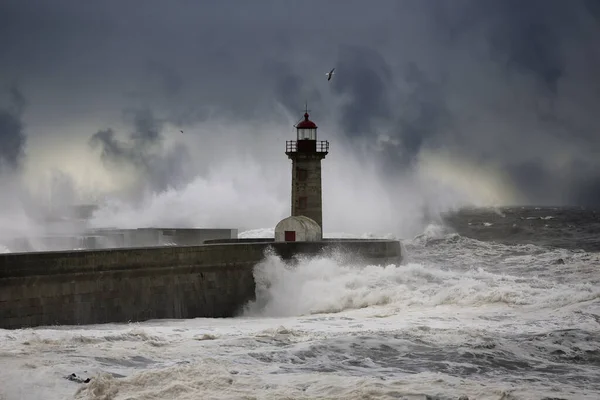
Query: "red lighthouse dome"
296 112 317 129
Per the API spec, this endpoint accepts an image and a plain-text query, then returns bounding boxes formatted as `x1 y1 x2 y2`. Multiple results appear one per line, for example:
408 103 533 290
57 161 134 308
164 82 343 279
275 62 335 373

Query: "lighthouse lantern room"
296 112 317 140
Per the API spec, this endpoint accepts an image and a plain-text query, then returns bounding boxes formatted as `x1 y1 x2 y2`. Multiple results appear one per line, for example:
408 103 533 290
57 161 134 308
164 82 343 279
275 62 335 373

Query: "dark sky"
1 0 600 232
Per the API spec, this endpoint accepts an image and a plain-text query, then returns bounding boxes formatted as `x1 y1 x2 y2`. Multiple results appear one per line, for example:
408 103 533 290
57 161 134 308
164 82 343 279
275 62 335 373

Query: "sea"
0 206 599 400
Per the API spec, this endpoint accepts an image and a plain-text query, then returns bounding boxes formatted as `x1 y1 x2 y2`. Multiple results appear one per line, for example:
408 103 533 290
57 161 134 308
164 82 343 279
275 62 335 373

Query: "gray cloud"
331 48 450 169
324 0 600 204
0 85 27 171
394 62 450 167
265 59 323 117
332 45 393 139
1 0 600 207
90 108 191 195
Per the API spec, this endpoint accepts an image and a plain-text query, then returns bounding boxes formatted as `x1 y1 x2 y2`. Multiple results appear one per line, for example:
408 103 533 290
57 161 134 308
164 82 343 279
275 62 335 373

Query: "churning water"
1 206 599 400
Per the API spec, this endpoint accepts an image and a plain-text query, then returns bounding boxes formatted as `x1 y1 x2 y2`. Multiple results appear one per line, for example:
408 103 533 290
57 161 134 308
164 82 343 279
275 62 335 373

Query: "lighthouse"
273 107 329 242
287 108 329 229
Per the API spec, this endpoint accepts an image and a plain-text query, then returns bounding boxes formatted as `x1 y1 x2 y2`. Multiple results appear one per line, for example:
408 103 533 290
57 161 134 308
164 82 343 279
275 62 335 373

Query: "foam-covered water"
1 214 600 399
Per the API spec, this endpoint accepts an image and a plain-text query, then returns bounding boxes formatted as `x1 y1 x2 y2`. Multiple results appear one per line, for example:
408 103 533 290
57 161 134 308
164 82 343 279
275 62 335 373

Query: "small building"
274 215 322 242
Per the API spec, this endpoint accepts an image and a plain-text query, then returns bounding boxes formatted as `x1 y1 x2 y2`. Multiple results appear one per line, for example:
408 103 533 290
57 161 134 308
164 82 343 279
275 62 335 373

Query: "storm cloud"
0 85 27 171
89 107 192 195
1 0 600 220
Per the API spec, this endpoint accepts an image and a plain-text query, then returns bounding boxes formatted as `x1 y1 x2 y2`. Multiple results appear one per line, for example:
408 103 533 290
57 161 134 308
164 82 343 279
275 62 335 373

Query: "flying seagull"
326 68 335 81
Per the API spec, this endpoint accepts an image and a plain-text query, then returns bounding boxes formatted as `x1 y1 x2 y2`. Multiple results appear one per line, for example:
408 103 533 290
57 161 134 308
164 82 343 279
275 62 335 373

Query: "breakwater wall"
0 240 403 330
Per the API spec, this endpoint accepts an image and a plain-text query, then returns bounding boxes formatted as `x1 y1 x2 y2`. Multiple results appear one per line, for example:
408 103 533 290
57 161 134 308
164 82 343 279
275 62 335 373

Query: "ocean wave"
242 249 599 318
238 227 274 238
72 356 572 400
409 223 458 245
10 327 170 351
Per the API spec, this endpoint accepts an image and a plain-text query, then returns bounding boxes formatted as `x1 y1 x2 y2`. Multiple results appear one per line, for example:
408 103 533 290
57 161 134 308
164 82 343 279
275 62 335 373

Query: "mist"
1 0 599 248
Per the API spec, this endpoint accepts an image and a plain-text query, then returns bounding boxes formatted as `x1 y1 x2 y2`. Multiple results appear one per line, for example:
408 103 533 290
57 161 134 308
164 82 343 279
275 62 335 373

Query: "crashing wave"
410 223 459 246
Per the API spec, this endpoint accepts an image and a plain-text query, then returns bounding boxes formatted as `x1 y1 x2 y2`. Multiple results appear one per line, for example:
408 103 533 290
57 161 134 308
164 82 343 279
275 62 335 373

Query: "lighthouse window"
297 128 316 140
297 168 307 181
298 196 307 209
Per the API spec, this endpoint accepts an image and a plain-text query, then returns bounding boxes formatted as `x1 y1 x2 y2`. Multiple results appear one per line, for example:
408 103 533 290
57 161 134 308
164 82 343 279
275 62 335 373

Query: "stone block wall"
288 153 327 230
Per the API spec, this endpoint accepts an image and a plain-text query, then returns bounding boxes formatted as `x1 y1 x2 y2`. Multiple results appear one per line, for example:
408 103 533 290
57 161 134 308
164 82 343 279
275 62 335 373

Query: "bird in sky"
326 68 335 81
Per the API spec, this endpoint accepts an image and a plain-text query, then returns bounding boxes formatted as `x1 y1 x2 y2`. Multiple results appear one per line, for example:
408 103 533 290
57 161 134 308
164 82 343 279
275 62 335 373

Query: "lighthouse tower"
284 107 329 232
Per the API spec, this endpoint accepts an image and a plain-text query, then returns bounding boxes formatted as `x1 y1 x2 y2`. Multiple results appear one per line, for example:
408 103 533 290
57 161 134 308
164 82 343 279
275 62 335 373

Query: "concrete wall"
0 239 403 329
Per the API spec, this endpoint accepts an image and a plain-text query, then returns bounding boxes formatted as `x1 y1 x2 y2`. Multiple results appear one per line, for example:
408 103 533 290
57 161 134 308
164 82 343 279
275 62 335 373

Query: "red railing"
286 140 329 153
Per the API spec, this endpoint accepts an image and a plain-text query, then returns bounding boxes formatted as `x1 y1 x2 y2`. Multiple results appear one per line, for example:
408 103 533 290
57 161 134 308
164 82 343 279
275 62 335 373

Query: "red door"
284 231 296 242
